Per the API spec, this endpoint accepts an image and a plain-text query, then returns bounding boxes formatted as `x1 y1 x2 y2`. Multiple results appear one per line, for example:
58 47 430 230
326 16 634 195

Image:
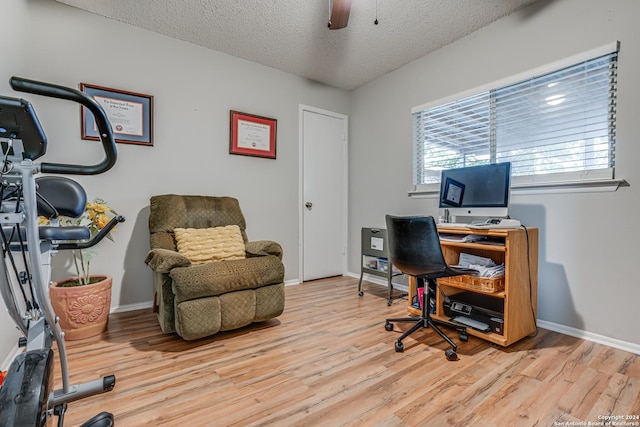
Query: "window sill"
511 177 629 195
409 177 629 198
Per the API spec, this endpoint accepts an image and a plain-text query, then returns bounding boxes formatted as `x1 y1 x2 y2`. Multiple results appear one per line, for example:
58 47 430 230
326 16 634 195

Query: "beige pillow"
174 225 246 264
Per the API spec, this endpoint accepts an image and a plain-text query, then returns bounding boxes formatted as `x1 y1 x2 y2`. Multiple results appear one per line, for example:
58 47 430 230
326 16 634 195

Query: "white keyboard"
439 219 521 229
468 218 521 229
467 223 496 229
452 316 490 332
437 222 470 228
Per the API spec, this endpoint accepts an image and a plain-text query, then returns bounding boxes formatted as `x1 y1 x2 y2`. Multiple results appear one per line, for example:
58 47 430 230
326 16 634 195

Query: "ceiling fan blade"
329 0 351 30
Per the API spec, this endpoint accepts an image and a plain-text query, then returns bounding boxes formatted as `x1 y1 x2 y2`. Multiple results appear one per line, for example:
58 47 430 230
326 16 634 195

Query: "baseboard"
537 320 640 355
346 271 408 293
110 301 153 314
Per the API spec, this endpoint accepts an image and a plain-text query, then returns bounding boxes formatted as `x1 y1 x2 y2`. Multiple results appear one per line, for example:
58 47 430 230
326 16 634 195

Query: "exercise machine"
0 77 124 426
0 76 122 426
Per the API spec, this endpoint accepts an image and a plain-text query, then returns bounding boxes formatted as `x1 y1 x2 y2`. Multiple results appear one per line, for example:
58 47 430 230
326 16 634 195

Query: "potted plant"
47 198 120 340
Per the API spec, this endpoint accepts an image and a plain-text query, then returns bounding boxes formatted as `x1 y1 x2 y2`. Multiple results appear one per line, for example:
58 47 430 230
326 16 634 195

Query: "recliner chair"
145 194 285 340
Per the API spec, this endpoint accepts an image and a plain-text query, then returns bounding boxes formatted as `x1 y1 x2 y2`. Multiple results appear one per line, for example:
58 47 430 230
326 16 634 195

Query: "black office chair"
384 215 477 360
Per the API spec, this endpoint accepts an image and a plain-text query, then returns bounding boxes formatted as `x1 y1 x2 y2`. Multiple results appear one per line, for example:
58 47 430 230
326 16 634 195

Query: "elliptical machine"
0 77 125 426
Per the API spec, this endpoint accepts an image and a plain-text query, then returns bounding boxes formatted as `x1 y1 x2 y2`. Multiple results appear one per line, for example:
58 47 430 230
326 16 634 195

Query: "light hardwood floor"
56 276 640 426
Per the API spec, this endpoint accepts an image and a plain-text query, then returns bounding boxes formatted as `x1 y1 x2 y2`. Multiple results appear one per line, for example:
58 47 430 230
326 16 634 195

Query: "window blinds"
413 46 618 186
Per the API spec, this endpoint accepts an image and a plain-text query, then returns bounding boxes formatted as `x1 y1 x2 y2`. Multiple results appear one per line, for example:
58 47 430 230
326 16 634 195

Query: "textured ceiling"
55 0 538 91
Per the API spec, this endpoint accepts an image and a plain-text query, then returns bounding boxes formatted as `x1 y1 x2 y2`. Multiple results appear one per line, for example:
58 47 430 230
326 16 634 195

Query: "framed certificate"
229 110 277 159
80 83 154 146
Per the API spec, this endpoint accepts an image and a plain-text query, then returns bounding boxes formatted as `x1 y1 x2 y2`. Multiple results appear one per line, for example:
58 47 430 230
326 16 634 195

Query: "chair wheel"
387 300 392 306
445 349 458 361
395 341 404 352
358 291 363 296
460 332 468 342
385 322 393 331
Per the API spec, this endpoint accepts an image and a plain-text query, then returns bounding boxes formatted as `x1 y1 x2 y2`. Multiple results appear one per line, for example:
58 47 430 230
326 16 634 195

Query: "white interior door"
300 106 348 282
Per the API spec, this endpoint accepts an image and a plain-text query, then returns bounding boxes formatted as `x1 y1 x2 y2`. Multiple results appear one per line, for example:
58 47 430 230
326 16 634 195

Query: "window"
412 42 619 193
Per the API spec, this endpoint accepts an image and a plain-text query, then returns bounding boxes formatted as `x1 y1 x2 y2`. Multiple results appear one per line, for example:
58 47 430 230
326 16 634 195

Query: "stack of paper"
439 234 487 243
457 253 504 278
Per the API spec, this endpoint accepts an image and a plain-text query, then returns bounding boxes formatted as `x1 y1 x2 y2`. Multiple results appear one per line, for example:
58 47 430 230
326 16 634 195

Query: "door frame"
298 104 349 283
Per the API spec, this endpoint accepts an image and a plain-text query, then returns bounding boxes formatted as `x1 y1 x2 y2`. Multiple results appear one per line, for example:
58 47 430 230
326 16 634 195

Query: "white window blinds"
413 44 619 189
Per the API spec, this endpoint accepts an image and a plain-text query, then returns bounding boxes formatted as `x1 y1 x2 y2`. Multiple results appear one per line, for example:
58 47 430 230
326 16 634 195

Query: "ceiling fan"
328 0 352 30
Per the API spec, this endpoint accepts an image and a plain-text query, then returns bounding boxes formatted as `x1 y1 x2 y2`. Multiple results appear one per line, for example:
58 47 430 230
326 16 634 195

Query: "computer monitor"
438 162 511 220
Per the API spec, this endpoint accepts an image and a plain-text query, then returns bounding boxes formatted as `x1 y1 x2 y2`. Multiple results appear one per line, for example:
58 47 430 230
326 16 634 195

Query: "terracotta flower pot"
49 275 112 341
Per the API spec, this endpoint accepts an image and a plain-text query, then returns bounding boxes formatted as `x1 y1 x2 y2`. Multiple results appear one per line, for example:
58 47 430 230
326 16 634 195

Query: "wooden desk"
407 226 538 347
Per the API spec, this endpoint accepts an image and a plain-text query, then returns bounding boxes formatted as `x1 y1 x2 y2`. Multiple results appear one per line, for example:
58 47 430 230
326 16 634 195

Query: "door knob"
305 202 313 209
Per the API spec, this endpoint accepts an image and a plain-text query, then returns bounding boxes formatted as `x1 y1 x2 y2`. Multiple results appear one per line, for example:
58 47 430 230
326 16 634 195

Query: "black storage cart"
357 227 404 305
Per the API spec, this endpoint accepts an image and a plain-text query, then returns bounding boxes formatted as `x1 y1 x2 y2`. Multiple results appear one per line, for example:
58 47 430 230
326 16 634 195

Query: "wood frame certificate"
80 83 154 146
229 110 277 159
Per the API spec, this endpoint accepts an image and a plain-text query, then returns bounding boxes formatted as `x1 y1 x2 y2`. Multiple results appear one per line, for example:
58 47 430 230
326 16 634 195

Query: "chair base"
385 298 468 361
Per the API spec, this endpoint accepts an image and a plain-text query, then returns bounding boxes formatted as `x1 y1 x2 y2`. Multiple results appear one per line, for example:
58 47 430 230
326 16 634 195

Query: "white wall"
1 0 348 364
349 0 640 348
25 0 348 289
0 0 29 368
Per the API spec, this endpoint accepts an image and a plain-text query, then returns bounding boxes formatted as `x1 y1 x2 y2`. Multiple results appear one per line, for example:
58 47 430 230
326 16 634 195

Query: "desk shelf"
407 226 538 347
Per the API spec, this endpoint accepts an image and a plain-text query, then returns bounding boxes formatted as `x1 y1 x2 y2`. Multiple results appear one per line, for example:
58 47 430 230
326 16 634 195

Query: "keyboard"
437 222 470 228
466 223 494 229
468 219 521 229
452 316 490 332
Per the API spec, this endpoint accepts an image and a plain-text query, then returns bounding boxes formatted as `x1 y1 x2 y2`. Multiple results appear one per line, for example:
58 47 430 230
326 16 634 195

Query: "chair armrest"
245 240 283 260
145 248 191 273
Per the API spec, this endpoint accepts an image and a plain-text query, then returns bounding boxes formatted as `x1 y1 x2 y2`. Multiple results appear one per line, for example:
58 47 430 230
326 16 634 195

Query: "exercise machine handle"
9 76 117 176
56 215 126 250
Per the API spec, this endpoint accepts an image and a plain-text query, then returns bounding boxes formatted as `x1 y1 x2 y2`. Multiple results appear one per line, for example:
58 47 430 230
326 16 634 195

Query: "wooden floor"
56 276 640 426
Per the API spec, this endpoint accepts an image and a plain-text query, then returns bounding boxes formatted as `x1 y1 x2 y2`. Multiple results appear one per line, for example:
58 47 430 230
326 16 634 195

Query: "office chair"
384 215 477 361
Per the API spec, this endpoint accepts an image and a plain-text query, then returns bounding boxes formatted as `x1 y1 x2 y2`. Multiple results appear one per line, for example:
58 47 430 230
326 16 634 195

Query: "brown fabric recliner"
145 194 285 340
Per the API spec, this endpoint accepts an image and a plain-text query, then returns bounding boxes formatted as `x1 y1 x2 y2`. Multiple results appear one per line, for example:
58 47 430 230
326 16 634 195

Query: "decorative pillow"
173 225 246 264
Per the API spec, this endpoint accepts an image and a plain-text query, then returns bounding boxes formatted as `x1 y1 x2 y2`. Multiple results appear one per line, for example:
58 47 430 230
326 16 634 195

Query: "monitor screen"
438 162 511 219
